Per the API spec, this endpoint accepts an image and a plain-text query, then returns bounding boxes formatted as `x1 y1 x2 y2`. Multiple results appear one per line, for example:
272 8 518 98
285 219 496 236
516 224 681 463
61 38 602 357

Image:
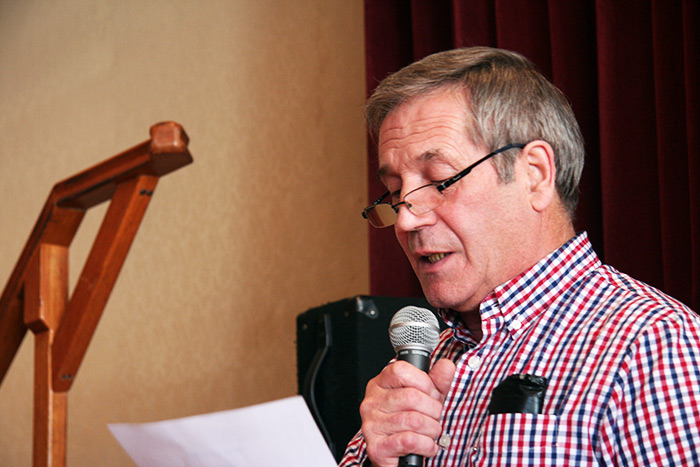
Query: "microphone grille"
389 306 440 353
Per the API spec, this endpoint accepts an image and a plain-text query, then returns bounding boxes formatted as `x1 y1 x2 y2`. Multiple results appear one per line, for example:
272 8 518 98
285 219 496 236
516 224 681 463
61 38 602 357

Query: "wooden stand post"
25 244 69 466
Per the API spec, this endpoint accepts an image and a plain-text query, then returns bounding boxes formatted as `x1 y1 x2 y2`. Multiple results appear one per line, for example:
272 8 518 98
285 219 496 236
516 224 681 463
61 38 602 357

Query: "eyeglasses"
362 143 526 228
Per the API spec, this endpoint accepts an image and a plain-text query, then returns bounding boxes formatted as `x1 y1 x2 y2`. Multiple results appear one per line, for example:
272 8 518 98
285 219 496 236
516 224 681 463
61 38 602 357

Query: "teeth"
427 253 446 263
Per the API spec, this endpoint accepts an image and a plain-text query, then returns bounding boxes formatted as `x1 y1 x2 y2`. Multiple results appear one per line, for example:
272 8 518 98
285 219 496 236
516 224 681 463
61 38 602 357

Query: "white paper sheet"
108 395 337 467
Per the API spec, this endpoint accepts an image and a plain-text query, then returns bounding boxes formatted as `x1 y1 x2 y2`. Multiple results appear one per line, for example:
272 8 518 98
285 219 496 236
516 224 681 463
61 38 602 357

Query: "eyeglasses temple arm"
437 143 526 192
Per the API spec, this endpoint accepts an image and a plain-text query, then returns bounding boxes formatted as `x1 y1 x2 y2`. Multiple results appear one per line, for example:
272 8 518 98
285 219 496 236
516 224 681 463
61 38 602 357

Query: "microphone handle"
399 454 423 467
396 348 431 467
396 348 431 372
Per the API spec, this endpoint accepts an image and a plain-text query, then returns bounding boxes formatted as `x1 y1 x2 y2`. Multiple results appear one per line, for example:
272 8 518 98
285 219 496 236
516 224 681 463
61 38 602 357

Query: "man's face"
377 88 534 313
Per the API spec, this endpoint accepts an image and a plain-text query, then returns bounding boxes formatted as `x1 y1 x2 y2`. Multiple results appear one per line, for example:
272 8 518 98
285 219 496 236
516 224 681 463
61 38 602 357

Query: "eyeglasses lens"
365 204 397 228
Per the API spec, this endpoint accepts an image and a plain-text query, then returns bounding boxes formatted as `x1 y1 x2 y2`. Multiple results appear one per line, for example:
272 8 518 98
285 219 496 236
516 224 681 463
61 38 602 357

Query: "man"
340 47 700 466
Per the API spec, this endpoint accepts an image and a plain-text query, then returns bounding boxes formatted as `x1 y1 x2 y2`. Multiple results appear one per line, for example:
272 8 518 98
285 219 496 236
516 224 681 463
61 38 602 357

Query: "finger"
361 385 445 423
363 360 453 417
379 360 436 392
429 358 456 399
367 429 441 467
362 400 445 436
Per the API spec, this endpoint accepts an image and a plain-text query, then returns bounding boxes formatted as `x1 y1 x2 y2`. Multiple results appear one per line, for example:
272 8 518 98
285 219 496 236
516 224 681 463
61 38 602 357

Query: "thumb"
429 358 456 398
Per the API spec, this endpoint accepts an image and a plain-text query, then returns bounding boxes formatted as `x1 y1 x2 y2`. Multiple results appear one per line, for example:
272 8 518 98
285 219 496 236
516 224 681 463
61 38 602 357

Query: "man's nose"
394 203 436 232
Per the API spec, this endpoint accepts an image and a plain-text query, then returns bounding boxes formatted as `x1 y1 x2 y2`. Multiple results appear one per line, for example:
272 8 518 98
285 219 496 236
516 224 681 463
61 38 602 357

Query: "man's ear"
522 140 557 212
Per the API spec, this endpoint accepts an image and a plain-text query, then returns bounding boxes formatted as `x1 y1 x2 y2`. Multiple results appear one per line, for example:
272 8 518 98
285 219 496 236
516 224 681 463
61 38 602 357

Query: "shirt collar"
441 232 601 341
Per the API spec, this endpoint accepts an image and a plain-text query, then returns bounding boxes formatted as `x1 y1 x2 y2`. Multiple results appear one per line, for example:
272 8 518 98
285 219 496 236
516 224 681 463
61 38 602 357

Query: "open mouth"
426 252 448 264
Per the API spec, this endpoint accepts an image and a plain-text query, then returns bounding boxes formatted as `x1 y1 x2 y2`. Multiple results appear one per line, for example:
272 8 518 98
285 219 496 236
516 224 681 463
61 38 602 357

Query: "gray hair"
366 47 584 217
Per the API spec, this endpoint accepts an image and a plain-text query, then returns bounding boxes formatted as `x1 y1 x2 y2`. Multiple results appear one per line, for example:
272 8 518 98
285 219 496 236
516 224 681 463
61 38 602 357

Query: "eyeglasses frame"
362 143 527 226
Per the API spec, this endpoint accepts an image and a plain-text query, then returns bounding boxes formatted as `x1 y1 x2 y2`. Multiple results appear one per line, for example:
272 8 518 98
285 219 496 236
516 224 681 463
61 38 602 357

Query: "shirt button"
438 433 451 448
467 355 481 370
511 319 523 330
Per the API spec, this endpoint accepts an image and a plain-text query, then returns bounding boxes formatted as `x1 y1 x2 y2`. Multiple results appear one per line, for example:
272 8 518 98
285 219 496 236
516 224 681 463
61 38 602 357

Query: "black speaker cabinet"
296 295 437 461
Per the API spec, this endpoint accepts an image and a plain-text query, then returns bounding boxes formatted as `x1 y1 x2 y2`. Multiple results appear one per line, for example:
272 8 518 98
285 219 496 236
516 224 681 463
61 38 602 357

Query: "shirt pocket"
470 413 596 466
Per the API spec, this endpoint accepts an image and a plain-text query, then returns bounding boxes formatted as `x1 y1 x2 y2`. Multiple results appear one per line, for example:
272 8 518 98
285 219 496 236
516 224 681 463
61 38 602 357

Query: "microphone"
389 306 441 467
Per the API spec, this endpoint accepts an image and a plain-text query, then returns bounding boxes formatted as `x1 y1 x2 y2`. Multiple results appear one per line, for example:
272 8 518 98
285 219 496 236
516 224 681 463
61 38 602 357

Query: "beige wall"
0 0 368 464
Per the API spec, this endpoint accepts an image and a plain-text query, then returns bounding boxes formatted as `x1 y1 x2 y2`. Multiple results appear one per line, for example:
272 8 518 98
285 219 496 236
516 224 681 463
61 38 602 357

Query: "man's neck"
458 224 577 342
462 310 483 341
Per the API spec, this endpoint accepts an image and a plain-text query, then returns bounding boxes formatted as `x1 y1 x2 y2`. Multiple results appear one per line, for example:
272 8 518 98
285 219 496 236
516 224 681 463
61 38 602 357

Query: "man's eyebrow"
376 149 445 181
376 164 390 182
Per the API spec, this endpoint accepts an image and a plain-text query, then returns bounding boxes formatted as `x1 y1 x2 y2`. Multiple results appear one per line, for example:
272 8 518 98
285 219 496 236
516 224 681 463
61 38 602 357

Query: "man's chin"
421 286 459 310
421 284 478 313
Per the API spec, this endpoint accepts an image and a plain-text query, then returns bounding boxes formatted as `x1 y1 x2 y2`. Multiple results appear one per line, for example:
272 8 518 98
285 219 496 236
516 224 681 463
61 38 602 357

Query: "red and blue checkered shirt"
340 232 700 466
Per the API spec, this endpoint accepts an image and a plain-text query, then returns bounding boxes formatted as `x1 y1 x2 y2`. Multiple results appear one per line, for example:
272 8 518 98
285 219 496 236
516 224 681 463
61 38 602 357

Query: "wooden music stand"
0 121 193 466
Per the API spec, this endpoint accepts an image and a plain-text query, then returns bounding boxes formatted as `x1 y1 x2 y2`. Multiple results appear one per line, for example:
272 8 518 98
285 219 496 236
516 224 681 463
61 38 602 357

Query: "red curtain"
364 0 700 311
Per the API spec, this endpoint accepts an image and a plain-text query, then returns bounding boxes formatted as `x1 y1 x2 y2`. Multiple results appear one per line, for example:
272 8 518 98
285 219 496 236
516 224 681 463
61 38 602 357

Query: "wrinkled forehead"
376 88 476 179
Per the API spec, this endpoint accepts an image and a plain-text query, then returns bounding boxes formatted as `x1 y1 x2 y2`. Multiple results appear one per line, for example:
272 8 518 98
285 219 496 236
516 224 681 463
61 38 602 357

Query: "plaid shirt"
340 232 700 466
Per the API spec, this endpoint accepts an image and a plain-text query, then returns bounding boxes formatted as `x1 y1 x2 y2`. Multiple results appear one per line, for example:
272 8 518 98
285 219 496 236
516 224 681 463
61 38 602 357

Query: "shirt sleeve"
599 310 700 465
338 430 369 467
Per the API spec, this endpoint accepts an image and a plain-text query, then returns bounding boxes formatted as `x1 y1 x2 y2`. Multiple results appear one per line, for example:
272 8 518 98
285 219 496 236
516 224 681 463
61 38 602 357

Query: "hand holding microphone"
360 307 455 467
